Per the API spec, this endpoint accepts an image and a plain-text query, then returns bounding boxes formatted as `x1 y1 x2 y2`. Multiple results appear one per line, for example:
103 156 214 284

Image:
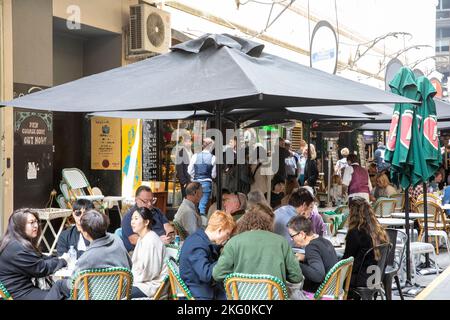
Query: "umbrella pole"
423 182 430 267
216 104 223 210
405 187 412 283
235 121 240 192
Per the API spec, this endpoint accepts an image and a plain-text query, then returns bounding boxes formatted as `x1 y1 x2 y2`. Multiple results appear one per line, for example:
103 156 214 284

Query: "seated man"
274 187 326 247
46 210 131 300
121 185 175 252
174 182 203 236
288 215 338 292
222 190 247 222
56 199 94 259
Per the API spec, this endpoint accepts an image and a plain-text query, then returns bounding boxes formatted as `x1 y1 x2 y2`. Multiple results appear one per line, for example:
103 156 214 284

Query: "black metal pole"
307 120 311 161
405 186 412 282
235 121 240 192
216 104 223 210
423 182 430 267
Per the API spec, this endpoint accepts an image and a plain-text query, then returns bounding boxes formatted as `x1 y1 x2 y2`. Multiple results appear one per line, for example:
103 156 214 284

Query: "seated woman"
130 207 168 299
213 204 303 287
179 210 236 300
370 173 397 201
287 215 338 292
0 209 68 300
342 198 389 295
46 210 131 300
270 176 285 210
56 199 94 259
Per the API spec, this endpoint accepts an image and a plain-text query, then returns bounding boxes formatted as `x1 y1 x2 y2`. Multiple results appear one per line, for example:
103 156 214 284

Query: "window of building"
443 0 450 10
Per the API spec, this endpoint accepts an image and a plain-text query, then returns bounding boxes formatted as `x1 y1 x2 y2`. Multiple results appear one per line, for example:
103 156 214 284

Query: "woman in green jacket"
212 204 303 285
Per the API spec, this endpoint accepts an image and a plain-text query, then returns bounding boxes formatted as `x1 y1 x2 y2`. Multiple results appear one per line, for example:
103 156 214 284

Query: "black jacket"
304 159 318 187
0 240 66 299
176 147 191 185
56 225 90 259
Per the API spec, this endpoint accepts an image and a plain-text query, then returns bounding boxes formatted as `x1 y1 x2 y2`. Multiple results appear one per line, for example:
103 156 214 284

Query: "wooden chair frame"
0 281 12 300
224 273 289 300
166 258 194 300
70 267 133 300
313 257 354 300
416 200 449 255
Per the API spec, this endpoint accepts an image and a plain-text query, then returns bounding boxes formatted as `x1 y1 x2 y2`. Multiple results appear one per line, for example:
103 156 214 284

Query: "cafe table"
391 212 433 219
377 217 414 227
35 208 72 256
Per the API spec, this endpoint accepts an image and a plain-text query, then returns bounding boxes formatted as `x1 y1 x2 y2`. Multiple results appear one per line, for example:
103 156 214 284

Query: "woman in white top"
130 207 168 299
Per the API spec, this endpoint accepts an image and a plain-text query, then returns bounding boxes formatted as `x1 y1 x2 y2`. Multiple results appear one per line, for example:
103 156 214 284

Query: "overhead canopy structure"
2 34 417 113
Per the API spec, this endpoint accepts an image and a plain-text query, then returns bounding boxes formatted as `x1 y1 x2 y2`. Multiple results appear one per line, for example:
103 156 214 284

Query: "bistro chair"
165 243 181 262
417 193 441 204
416 200 450 254
153 245 181 300
351 243 392 300
389 193 405 212
70 267 133 300
166 257 194 300
224 273 289 300
59 181 73 209
56 194 69 209
62 168 104 203
383 229 406 300
172 220 188 241
304 257 354 300
0 281 12 300
153 275 170 300
373 198 397 218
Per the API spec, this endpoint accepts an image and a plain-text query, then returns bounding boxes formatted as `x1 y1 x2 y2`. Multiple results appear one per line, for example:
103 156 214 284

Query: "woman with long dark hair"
0 209 68 299
342 198 389 289
130 207 168 299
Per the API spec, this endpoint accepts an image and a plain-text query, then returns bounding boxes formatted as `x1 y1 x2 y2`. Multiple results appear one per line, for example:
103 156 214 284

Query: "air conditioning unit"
129 4 171 55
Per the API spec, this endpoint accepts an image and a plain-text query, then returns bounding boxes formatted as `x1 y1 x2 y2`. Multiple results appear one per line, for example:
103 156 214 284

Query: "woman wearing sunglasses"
56 199 94 259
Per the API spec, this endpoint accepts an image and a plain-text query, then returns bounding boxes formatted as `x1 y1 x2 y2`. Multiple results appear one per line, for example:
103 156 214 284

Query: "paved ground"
392 249 450 300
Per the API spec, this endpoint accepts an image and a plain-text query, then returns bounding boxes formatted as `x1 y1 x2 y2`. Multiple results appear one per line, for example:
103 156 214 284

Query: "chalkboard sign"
142 120 159 181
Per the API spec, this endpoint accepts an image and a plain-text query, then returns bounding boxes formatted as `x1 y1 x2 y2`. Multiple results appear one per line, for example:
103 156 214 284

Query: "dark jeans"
14 288 50 300
131 286 147 299
45 279 71 300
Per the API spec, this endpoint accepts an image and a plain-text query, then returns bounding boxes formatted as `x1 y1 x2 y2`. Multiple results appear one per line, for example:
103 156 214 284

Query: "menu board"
142 120 159 181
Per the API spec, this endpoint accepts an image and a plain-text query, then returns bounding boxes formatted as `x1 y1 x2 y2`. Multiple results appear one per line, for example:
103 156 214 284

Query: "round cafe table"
377 217 414 227
391 212 433 219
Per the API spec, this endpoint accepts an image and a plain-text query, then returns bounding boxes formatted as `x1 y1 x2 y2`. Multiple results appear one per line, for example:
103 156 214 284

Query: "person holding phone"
121 186 175 252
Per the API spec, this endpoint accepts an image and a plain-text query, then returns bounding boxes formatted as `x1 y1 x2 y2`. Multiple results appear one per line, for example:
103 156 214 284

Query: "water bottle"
68 245 77 269
174 235 181 247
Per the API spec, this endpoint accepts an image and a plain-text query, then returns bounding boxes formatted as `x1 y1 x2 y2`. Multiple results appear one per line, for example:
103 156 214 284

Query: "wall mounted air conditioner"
129 4 171 55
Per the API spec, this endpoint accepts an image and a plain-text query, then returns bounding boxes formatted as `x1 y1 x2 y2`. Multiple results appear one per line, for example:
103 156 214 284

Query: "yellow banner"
91 117 121 170
121 119 142 198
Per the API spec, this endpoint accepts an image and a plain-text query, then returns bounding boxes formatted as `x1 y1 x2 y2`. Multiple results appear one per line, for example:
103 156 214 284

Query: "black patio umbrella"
1 34 418 207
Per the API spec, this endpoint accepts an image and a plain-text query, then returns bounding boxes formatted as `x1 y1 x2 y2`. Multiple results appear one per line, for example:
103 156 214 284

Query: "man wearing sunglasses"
121 185 175 252
56 199 94 259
